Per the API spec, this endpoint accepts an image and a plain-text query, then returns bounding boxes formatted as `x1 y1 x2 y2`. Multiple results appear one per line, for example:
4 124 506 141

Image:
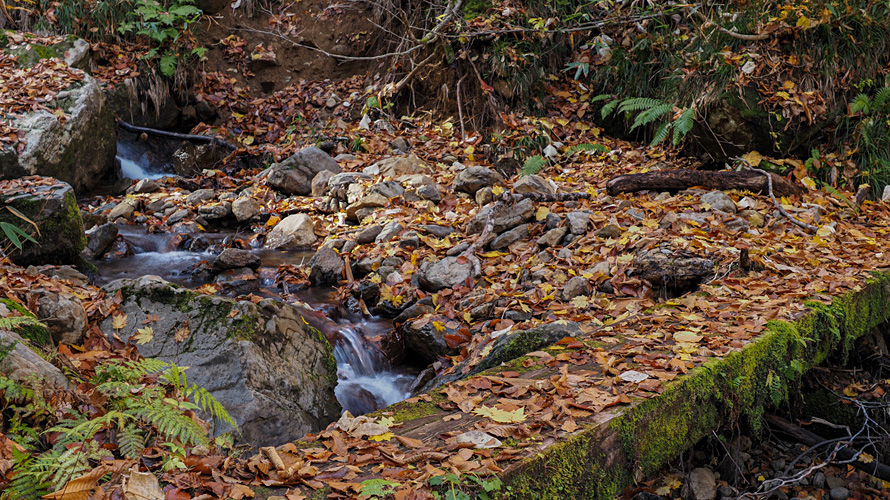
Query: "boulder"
133 179 160 193
0 329 72 390
419 256 474 292
85 223 118 258
266 147 341 196
513 174 556 194
4 35 90 71
265 214 317 249
399 314 458 362
467 197 535 234
0 74 115 192
214 267 259 296
100 277 340 446
565 211 590 235
36 293 87 345
454 167 504 195
212 248 261 272
232 196 262 221
0 179 86 267
374 155 430 177
308 247 344 286
490 224 529 250
701 191 737 214
311 170 335 197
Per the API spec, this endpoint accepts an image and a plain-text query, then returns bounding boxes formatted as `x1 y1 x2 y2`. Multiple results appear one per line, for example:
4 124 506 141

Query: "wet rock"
454 166 504 195
338 385 379 416
0 330 72 390
490 224 529 250
375 221 403 243
356 224 383 244
416 184 442 203
355 256 382 276
36 293 87 345
265 214 317 249
372 285 417 317
562 276 590 300
419 256 474 292
701 190 737 213
166 208 190 225
537 226 568 247
232 196 262 221
686 468 717 500
109 199 137 220
467 197 535 234
100 277 340 446
475 187 494 205
214 267 259 296
513 174 555 194
566 211 590 235
369 181 405 199
400 314 458 361
393 302 434 326
595 224 621 239
308 247 344 286
198 201 232 220
186 189 216 205
0 180 86 267
213 248 260 272
266 147 341 196
133 178 160 193
418 225 454 238
408 367 436 394
311 170 335 197
374 155 430 177
85 223 118 258
1 72 114 192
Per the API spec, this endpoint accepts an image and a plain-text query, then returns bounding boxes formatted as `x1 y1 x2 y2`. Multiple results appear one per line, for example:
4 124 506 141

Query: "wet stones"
213 248 261 272
308 247 345 286
418 256 474 292
454 166 504 195
266 146 342 196
232 196 262 221
84 223 118 259
264 213 317 249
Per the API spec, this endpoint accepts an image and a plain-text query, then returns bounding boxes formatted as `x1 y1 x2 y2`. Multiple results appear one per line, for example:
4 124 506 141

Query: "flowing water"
93 148 413 414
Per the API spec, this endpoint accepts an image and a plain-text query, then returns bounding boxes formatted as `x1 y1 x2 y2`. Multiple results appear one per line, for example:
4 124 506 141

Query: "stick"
734 158 817 233
117 120 239 151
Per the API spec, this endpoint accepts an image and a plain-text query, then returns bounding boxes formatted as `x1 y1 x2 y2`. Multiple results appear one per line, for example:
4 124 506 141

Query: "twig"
117 120 238 151
690 7 771 41
733 158 817 233
456 74 468 142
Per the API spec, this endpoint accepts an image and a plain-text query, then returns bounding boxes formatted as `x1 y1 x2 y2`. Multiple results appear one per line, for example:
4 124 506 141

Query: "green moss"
371 390 447 423
229 314 258 341
463 0 491 18
0 299 52 347
305 325 337 385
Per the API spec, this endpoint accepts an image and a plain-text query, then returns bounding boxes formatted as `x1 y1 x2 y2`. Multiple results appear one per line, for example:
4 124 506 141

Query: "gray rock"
0 74 115 192
133 178 161 193
355 256 382 275
308 247 344 286
266 147 341 196
825 477 845 490
356 224 383 244
0 330 71 390
537 226 568 247
232 197 262 221
467 197 535 234
369 181 405 199
701 190 737 213
0 180 86 267
108 199 137 220
390 137 410 153
345 193 388 221
562 276 590 301
186 189 217 205
418 225 454 238
327 172 372 201
544 212 561 230
475 187 494 205
454 166 504 195
812 472 826 489
397 174 436 188
100 277 340 446
513 174 555 194
687 468 717 500
375 221 403 243
594 224 621 239
446 242 471 256
400 314 458 362
419 256 474 292
374 155 430 177
566 211 590 235
490 224 529 250
166 208 190 225
265 214 317 249
198 201 232 220
311 170 335 197
829 488 849 500
36 293 87 345
213 248 260 272
85 223 118 258
214 267 259 296
399 231 421 249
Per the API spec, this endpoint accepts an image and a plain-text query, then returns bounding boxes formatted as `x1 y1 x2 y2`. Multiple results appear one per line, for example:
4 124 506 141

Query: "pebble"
829 487 849 500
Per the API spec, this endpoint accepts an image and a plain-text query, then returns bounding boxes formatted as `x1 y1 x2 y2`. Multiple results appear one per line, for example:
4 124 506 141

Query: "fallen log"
606 169 805 197
118 120 239 151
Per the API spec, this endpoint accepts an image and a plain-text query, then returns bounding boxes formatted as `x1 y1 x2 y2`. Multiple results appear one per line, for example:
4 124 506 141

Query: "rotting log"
632 250 715 291
606 169 805 197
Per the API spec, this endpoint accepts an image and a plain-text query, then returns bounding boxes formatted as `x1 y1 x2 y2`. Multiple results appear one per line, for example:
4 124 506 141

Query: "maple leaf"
112 313 127 330
571 295 589 309
174 322 190 343
472 406 525 423
132 326 154 345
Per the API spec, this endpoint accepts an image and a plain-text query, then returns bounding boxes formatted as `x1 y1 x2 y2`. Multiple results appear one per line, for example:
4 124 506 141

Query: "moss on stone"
305 325 338 385
0 298 52 347
371 389 447 423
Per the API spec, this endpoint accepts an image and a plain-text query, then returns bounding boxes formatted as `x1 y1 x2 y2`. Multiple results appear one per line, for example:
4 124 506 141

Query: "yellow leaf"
377 416 395 427
432 320 446 333
673 331 703 343
480 251 509 258
491 186 505 196
112 313 128 330
796 15 811 28
472 405 525 423
241 135 255 146
368 432 394 442
776 91 791 100
132 326 154 345
816 225 834 238
801 176 817 190
571 295 589 309
741 151 762 167
859 452 874 464
463 312 472 323
783 81 795 90
535 206 550 222
266 215 281 228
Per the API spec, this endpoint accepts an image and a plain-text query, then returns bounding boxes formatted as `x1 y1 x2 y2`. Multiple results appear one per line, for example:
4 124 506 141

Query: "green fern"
873 86 890 109
520 155 548 176
131 400 208 446
617 97 663 113
566 143 609 155
162 363 237 430
630 103 673 130
118 422 147 459
650 122 672 146
672 108 695 145
2 448 51 500
850 93 871 114
600 99 620 119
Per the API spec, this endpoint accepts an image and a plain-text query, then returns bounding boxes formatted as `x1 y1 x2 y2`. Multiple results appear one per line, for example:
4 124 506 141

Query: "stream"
90 145 415 415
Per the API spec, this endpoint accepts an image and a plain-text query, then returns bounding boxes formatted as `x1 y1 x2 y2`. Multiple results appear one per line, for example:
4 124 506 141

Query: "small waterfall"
333 326 412 416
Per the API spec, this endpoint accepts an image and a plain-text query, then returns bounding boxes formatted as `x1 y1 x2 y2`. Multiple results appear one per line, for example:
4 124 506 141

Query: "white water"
118 156 170 180
334 326 413 414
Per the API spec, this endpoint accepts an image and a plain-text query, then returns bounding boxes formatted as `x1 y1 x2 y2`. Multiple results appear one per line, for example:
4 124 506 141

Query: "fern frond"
873 86 890 109
850 93 871 114
630 103 673 131
118 422 146 459
650 122 672 146
566 143 609 155
520 156 547 177
590 93 612 103
600 99 620 119
131 401 208 446
618 97 663 113
189 385 237 430
1 448 51 500
672 108 695 145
